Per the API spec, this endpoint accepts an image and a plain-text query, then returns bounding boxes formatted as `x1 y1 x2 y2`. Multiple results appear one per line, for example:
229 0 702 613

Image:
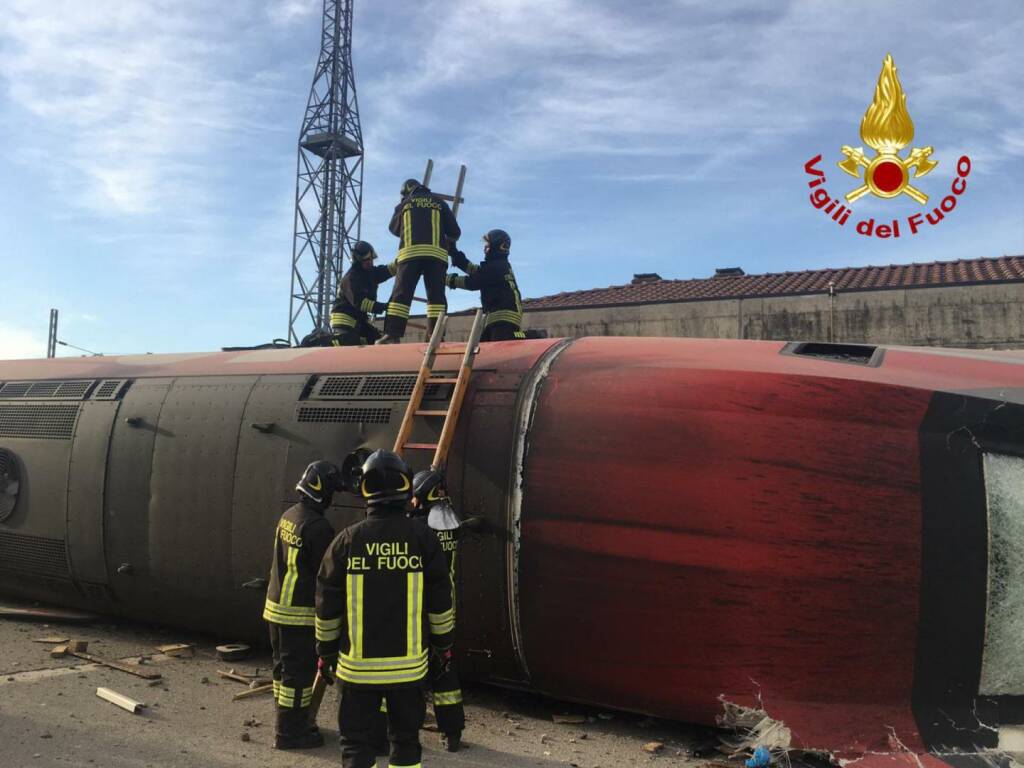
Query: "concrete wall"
437 282 1024 348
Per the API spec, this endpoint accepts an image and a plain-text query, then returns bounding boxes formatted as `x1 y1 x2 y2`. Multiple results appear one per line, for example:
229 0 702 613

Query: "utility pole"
47 309 58 358
287 0 363 345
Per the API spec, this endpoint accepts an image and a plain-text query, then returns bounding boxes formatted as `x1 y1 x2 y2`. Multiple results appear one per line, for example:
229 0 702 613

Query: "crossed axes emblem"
838 145 938 204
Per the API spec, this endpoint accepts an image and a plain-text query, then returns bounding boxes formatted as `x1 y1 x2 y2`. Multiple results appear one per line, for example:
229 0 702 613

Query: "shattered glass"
980 452 1024 696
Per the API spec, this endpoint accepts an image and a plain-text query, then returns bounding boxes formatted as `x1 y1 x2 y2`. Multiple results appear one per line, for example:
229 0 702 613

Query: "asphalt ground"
0 607 710 767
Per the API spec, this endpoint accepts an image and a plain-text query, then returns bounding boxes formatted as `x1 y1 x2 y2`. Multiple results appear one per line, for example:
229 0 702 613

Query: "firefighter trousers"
339 683 426 768
268 623 317 737
384 259 447 339
431 658 465 734
334 323 381 347
481 321 525 342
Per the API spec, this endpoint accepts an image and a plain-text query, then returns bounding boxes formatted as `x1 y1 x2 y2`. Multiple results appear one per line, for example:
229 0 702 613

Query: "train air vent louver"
358 375 418 398
297 406 392 424
0 404 80 439
0 449 20 522
0 380 95 400
0 531 70 579
93 380 126 400
317 376 362 398
0 382 32 398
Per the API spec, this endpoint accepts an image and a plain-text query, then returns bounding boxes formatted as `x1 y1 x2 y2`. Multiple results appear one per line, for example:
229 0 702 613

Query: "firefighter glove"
449 246 469 271
429 646 453 681
318 655 337 685
372 301 387 315
446 273 465 290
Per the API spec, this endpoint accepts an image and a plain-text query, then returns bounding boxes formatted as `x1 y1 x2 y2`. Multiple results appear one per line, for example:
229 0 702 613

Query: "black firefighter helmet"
483 229 511 257
351 240 377 264
360 450 413 505
400 178 423 197
412 470 447 507
296 460 342 507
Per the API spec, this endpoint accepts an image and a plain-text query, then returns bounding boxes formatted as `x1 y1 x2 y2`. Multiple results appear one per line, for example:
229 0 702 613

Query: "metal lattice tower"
288 0 363 344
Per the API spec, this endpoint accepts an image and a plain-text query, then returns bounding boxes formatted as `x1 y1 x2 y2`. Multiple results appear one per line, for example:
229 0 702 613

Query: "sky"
1 0 1022 358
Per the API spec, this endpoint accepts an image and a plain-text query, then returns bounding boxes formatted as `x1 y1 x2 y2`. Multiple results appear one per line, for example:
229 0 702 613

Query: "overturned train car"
1 337 1023 760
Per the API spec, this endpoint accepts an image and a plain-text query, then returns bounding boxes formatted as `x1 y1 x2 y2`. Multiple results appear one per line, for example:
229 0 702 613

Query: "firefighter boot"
275 708 324 750
440 731 462 752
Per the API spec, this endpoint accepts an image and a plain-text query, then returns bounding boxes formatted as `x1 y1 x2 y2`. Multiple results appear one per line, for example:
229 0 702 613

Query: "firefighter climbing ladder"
393 309 486 470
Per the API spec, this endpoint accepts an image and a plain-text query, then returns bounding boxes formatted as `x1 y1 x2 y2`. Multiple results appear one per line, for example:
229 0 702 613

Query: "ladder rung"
414 410 448 417
426 377 459 384
404 442 439 450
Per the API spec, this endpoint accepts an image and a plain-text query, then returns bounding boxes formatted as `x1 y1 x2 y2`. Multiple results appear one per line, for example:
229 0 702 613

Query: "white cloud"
268 0 320 25
0 0 283 217
0 322 46 360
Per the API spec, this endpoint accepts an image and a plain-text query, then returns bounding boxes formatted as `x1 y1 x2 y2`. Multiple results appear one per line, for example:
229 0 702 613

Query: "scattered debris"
553 714 587 724
39 733 52 740
0 605 99 623
218 669 271 686
96 687 145 714
643 741 664 754
746 745 773 768
52 641 162 681
232 683 273 701
540 734 550 744
243 717 262 727
147 679 164 688
156 643 194 658
201 676 210 684
31 637 69 644
240 733 251 743
216 643 251 661
717 699 792 756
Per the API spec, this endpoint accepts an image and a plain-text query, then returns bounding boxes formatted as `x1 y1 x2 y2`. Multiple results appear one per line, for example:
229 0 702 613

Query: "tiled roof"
523 256 1024 311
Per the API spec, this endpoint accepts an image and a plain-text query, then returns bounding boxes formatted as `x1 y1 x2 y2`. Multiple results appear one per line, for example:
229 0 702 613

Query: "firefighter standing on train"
330 240 397 346
377 178 461 344
411 469 465 751
263 461 341 750
315 450 455 768
447 228 526 341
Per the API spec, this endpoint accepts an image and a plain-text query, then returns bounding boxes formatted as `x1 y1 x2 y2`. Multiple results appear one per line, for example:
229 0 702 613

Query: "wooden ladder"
393 309 486 469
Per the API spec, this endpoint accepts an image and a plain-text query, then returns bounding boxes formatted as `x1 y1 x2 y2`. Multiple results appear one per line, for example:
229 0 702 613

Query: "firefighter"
446 229 526 341
411 469 464 751
377 178 461 344
315 450 455 768
264 460 341 750
330 241 397 346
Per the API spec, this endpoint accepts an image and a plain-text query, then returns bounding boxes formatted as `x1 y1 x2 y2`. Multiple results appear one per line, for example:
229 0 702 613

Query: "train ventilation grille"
0 404 79 439
0 380 95 400
297 406 392 424
92 379 128 400
0 532 70 579
311 374 443 400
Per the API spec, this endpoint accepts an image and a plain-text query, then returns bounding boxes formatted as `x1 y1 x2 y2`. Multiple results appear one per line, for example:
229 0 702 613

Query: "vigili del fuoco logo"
803 54 971 239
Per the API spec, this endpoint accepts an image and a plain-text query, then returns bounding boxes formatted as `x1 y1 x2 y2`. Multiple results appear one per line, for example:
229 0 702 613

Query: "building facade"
441 256 1024 349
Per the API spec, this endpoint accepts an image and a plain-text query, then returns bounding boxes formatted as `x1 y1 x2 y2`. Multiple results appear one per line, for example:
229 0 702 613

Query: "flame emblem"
838 54 937 204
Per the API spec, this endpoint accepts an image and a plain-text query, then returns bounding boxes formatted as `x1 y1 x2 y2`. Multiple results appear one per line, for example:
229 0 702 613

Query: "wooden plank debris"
232 683 274 701
31 636 70 644
51 642 161 680
96 687 145 714
155 643 194 658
